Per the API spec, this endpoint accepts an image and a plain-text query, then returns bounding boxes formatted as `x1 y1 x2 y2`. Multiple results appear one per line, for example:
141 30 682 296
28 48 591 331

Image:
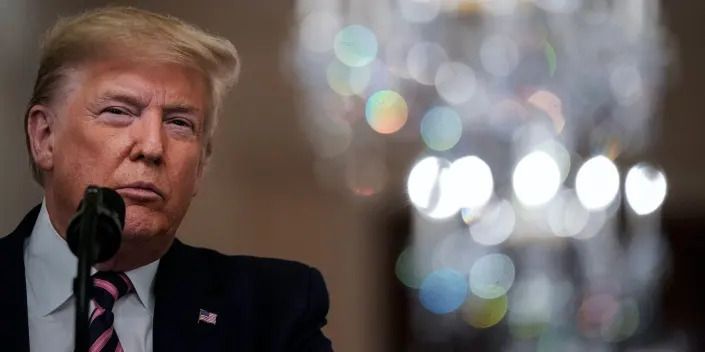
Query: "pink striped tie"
88 271 134 352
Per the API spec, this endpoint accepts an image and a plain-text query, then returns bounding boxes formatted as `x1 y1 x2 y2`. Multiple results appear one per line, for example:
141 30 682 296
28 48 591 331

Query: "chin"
122 213 168 240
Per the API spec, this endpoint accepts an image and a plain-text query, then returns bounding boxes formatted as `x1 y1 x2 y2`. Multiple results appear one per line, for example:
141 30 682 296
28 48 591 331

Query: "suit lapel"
0 205 41 352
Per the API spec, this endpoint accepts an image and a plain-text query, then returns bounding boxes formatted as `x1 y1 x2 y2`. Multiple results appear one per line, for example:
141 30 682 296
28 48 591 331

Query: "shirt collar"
24 200 159 317
125 255 159 315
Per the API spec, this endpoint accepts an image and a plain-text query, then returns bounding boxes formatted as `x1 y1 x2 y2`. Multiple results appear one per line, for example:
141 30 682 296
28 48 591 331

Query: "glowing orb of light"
480 34 519 77
395 247 428 289
508 275 554 339
575 156 620 211
407 156 459 219
469 253 516 299
527 90 565 133
547 190 589 238
419 268 468 314
625 163 667 216
512 151 561 207
535 140 571 183
420 107 463 151
365 90 408 134
435 62 477 105
334 25 378 67
399 0 442 23
461 206 483 225
577 293 622 340
544 40 558 76
431 232 480 275
407 41 448 85
469 200 516 246
448 156 494 209
326 60 371 96
462 293 509 329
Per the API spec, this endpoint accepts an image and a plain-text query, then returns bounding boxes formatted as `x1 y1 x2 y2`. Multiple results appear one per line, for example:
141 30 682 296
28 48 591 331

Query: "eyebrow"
96 90 201 115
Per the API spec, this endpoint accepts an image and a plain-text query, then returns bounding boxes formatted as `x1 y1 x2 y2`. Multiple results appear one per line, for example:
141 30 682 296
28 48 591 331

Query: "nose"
129 109 164 165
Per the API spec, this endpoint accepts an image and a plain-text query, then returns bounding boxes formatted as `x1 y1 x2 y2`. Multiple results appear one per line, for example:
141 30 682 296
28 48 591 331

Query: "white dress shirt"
24 201 159 352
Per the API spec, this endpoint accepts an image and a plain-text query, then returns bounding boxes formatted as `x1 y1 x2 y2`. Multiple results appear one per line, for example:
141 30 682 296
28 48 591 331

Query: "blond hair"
25 6 240 184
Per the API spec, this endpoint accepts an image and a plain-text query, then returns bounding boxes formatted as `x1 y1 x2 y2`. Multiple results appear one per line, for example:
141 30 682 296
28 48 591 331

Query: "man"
0 6 333 352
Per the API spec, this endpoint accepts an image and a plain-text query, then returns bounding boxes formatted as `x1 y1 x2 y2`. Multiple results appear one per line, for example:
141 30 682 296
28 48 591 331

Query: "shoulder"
172 241 328 304
161 241 333 349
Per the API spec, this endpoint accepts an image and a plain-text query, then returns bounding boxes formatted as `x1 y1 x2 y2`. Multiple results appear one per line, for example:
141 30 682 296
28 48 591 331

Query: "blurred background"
1 0 704 351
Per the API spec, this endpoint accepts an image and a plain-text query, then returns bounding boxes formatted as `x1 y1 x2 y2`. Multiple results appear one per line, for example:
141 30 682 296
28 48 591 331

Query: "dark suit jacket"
0 206 333 351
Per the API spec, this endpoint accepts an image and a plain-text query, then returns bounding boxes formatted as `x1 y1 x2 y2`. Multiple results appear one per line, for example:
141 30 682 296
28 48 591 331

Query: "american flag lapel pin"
198 309 218 325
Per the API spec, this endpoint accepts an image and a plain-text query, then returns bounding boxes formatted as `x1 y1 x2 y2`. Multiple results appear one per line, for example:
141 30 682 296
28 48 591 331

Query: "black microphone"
66 186 125 264
67 186 125 352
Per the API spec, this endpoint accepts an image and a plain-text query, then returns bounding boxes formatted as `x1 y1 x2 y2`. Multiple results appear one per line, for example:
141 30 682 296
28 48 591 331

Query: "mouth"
115 182 164 202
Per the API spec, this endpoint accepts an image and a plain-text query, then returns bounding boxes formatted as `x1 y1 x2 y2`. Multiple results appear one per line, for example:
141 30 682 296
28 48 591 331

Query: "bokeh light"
407 156 459 219
625 163 667 216
470 199 516 246
604 298 640 342
299 11 342 53
575 156 620 211
419 268 469 314
448 156 494 209
334 25 378 67
547 190 589 238
395 247 429 289
326 59 371 96
432 231 483 275
469 253 516 299
365 90 409 134
292 0 671 347
508 275 556 339
577 293 628 340
489 98 528 132
544 40 557 76
362 59 393 97
527 90 565 133
535 140 571 183
462 293 509 329
574 208 607 240
399 0 442 23
461 206 483 225
407 42 448 85
420 107 463 151
513 151 561 207
435 62 477 105
480 34 519 77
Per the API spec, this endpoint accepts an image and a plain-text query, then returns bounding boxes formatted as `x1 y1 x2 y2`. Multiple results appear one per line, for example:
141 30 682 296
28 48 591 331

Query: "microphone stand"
73 187 100 352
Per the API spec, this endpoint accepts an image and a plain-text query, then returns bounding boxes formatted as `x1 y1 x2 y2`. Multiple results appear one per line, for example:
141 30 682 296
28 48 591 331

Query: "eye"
102 107 129 115
167 118 194 130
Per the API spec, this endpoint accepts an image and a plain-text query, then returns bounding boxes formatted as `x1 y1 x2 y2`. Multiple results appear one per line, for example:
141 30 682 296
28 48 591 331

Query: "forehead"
68 59 208 110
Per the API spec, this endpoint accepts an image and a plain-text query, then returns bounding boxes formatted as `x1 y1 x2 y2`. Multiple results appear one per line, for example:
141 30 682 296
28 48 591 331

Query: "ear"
27 105 57 173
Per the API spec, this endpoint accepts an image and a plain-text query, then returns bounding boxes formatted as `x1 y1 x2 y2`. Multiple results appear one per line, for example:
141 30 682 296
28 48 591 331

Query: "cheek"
165 145 203 197
53 122 126 183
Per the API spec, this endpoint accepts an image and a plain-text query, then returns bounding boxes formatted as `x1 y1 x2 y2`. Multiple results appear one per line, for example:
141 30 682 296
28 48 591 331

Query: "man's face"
45 59 208 242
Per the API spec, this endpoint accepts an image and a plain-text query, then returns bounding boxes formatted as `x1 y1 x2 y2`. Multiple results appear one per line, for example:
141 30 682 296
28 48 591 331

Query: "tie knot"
91 271 133 310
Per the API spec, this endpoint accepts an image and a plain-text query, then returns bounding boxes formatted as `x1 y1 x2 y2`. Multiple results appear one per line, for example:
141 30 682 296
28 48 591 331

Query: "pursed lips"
115 182 164 201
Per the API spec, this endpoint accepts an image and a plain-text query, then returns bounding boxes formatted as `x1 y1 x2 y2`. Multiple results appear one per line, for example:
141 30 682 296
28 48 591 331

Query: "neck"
43 186 74 241
94 237 172 272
